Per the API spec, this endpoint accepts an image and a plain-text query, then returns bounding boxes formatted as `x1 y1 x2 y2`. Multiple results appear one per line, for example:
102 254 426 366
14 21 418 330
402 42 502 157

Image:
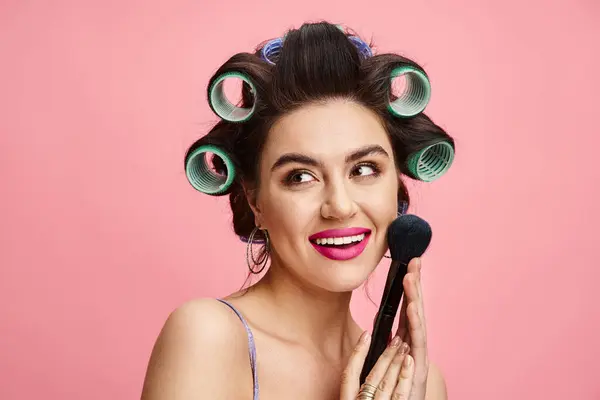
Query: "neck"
249 256 361 363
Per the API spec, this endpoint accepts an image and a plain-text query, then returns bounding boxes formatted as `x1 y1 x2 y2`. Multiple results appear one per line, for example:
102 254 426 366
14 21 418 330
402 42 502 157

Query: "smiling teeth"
315 234 365 246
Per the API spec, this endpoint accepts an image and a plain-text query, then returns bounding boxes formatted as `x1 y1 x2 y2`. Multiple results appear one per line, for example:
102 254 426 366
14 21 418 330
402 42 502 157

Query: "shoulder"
425 362 448 400
155 298 250 350
141 298 255 400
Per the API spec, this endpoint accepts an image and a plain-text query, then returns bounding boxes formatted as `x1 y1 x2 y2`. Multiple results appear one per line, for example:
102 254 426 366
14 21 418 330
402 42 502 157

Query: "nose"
320 180 358 221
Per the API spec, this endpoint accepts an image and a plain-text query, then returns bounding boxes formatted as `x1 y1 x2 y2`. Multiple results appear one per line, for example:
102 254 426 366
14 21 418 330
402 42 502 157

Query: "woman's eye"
286 171 314 184
352 164 379 177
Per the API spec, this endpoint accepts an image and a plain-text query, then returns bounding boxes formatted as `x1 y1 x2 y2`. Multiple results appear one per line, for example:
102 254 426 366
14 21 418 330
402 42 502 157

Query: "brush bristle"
387 215 432 262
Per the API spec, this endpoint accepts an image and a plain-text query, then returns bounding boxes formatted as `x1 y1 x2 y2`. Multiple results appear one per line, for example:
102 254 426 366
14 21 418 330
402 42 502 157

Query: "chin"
313 259 378 293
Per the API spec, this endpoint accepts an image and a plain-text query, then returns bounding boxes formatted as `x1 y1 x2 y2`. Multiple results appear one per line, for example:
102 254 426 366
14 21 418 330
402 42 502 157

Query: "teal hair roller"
208 71 257 123
387 66 431 118
406 141 454 182
185 144 236 195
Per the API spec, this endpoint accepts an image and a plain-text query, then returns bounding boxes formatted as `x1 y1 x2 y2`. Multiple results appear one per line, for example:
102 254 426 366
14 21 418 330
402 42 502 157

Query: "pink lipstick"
309 227 371 261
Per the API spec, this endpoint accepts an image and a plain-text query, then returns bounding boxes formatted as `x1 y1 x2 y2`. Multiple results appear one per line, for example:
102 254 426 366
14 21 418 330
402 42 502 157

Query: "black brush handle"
359 310 395 384
359 261 407 384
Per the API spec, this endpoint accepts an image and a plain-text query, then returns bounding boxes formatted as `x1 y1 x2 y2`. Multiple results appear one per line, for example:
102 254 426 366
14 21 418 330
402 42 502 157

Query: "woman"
142 21 455 400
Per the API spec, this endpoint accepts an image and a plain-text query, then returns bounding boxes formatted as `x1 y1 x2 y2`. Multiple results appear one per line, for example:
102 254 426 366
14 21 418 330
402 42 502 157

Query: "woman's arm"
141 299 252 400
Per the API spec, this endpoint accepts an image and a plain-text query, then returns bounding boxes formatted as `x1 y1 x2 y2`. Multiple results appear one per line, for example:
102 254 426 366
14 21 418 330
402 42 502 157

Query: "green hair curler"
387 66 431 118
208 72 257 123
406 141 454 182
185 144 235 195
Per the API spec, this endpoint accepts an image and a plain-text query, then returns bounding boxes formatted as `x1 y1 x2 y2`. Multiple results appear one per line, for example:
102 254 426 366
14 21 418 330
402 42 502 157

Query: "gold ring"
356 383 378 399
356 394 376 400
356 394 376 399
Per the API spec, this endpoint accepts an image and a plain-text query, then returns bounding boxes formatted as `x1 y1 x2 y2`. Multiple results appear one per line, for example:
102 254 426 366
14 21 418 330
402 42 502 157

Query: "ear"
243 184 263 228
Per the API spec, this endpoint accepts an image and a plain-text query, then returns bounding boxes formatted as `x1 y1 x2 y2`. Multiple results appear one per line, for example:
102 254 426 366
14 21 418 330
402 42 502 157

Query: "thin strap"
216 299 259 400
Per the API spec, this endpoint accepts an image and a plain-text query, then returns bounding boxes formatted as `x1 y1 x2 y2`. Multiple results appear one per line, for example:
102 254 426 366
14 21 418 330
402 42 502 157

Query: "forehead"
263 100 392 162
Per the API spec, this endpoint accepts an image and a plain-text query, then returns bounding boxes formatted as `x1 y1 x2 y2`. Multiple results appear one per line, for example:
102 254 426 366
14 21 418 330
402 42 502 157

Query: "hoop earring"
246 226 270 274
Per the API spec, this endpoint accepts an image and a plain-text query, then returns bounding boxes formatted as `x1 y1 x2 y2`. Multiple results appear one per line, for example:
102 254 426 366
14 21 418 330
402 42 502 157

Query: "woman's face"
250 99 400 292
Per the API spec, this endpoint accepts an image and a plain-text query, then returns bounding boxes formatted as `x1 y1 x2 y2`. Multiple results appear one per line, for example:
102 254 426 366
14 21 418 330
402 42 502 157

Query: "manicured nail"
390 336 401 347
363 331 371 343
404 355 412 367
400 342 410 354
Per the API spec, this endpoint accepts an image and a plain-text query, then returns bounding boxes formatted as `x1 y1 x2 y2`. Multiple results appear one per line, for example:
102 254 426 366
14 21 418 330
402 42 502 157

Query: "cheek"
360 176 399 215
364 195 398 223
259 188 319 239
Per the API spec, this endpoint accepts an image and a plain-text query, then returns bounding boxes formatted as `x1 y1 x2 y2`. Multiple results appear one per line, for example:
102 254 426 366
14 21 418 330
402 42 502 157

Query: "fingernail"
390 336 401 347
404 355 412 367
363 331 371 343
400 342 410 354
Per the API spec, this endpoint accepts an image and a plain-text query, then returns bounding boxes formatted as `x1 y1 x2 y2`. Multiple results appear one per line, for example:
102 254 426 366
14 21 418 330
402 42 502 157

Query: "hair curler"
208 72 257 123
387 66 431 118
185 144 235 195
406 140 455 182
261 37 284 65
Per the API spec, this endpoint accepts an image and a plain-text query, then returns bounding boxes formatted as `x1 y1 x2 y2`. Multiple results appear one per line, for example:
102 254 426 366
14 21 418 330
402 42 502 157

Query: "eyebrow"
270 144 390 172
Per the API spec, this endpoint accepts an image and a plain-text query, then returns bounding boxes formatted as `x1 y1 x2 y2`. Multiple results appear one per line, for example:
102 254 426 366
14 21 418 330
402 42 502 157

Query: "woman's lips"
308 227 371 240
308 227 371 261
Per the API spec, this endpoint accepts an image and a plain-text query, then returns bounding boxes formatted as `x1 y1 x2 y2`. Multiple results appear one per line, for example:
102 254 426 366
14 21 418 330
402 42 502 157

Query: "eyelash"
283 162 382 186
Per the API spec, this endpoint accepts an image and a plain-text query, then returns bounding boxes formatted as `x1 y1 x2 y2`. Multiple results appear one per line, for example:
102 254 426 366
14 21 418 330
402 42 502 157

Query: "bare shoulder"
141 298 255 400
425 362 448 400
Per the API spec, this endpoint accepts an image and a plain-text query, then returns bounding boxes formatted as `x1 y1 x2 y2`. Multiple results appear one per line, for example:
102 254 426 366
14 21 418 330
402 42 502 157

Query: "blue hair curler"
348 36 373 59
185 144 236 195
261 37 284 65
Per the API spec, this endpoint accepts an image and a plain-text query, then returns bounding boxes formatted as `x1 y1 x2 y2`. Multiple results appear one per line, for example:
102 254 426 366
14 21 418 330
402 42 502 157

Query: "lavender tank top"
216 299 259 400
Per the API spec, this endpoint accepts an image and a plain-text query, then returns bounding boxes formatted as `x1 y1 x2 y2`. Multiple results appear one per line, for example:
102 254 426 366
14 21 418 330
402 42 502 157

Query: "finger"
406 259 430 399
339 331 371 400
407 301 428 381
395 259 423 347
414 258 426 333
395 295 408 342
408 301 426 352
408 257 420 273
414 258 423 302
374 342 410 399
407 258 421 305
393 354 415 400
397 273 418 344
363 336 403 390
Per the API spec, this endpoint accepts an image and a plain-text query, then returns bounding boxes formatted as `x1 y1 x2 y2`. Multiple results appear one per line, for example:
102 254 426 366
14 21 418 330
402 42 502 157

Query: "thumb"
339 331 371 400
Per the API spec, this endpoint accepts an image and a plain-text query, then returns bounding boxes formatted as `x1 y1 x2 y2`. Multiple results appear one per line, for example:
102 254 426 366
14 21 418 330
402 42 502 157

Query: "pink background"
1 1 599 399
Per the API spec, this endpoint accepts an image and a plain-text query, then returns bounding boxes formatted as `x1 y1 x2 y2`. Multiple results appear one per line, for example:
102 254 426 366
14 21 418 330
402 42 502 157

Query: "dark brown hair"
185 21 454 244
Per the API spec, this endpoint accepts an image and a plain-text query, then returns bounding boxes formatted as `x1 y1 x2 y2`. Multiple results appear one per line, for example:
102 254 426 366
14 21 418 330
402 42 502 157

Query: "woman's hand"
394 257 429 400
339 331 413 399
